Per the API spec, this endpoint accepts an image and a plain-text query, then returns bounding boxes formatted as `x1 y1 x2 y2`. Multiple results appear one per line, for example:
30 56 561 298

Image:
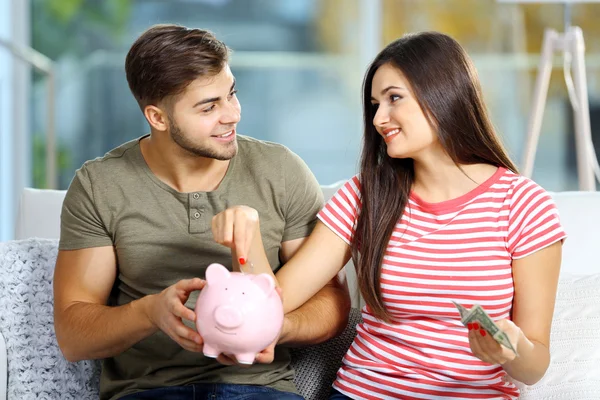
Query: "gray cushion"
291 308 361 400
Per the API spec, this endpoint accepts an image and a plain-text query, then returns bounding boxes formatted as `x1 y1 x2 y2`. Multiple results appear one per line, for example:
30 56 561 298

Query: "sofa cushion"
0 239 101 399
549 192 600 276
517 273 600 399
15 188 66 241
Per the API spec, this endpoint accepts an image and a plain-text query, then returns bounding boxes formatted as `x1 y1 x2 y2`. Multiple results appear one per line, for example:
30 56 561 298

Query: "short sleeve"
507 177 567 259
281 149 324 242
317 175 362 245
59 166 113 250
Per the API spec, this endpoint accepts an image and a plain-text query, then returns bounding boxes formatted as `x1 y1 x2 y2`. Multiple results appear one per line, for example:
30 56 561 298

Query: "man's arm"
276 235 351 347
53 247 205 362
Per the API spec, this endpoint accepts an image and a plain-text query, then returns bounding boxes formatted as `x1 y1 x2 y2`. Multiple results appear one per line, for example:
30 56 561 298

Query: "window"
25 1 600 190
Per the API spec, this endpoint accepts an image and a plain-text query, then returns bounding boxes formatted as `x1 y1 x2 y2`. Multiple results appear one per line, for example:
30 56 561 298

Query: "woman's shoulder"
493 169 559 221
499 169 552 198
322 175 363 209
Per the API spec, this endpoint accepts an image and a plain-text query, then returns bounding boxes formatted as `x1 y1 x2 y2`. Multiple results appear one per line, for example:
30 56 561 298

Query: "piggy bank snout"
214 305 243 329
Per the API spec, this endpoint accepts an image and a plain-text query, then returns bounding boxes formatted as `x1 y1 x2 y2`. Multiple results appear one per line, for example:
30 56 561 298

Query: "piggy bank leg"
202 343 220 359
235 352 256 365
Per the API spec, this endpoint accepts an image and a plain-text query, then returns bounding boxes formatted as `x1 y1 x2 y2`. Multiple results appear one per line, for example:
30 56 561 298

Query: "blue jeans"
119 383 304 400
329 388 352 399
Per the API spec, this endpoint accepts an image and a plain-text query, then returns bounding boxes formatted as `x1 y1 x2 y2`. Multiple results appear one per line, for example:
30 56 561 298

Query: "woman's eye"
390 94 401 102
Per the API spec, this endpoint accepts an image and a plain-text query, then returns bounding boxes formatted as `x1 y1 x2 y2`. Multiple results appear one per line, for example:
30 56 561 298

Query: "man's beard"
169 120 237 161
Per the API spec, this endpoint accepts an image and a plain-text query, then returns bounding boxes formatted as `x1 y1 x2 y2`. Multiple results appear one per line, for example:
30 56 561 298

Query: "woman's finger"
233 213 248 264
211 215 221 243
222 210 234 247
468 328 493 364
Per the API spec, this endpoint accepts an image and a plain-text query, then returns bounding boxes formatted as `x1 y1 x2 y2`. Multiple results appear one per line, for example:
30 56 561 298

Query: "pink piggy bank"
195 263 283 364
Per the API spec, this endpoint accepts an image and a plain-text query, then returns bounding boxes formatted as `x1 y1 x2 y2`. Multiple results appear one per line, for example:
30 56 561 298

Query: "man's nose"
221 101 241 125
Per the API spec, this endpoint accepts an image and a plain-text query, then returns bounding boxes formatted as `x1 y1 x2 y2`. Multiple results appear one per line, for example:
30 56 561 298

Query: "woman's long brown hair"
354 32 518 322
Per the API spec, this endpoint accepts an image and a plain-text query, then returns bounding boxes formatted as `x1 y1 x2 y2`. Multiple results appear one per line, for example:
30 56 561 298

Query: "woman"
214 31 566 399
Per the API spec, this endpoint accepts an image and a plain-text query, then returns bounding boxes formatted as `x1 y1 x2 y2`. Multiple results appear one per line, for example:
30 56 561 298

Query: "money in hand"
452 301 518 356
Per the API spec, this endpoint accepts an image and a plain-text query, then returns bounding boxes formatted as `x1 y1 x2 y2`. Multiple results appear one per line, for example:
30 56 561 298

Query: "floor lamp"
500 0 599 191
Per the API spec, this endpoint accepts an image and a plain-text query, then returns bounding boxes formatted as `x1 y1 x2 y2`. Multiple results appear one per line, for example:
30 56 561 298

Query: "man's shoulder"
78 137 142 178
236 135 311 174
237 135 292 161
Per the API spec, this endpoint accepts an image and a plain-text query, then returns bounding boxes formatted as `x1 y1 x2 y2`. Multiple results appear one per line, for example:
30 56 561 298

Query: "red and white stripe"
318 168 566 399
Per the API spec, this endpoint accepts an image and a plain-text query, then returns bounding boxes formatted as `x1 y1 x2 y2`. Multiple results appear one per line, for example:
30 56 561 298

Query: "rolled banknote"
452 301 518 356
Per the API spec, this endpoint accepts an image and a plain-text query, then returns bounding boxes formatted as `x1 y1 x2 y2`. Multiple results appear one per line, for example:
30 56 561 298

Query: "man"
53 24 350 400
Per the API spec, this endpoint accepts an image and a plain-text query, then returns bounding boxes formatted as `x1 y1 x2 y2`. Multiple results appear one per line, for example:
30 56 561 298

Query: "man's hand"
216 336 279 366
143 278 206 352
212 206 260 266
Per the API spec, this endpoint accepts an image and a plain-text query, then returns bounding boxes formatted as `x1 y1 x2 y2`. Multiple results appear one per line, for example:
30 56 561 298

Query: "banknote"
452 301 518 356
451 301 470 321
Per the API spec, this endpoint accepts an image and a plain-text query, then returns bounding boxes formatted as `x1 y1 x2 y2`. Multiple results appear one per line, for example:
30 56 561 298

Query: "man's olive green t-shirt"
59 135 324 400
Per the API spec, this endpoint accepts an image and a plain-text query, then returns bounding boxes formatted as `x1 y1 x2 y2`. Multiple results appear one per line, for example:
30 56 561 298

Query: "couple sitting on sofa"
53 24 565 400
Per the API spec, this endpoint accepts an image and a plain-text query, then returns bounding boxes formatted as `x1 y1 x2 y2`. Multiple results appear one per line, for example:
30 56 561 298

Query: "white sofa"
1 186 600 399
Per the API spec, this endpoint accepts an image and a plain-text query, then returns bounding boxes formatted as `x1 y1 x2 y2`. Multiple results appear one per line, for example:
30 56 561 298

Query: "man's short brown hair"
125 24 229 110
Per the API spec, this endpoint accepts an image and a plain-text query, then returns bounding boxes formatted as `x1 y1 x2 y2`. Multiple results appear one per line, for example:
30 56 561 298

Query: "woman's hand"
212 206 260 266
468 319 522 365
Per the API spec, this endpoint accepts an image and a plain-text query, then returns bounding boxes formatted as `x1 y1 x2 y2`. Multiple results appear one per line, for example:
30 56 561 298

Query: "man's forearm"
278 282 351 347
55 296 158 362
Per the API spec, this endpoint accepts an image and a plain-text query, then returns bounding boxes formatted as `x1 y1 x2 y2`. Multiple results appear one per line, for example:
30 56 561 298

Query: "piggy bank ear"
205 263 230 284
251 273 275 296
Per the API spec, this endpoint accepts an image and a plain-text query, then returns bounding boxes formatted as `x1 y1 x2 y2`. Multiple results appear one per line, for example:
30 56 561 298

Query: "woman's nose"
373 107 389 129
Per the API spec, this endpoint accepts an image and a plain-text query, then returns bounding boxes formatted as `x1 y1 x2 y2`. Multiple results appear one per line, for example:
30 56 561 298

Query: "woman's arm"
276 221 352 313
501 241 562 384
469 241 562 385
276 235 351 346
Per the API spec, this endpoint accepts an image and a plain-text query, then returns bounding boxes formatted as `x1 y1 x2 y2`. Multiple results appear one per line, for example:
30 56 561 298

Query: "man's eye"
228 90 238 99
203 105 216 113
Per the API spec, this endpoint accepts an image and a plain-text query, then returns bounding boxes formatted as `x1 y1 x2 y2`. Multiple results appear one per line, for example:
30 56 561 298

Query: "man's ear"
144 105 169 131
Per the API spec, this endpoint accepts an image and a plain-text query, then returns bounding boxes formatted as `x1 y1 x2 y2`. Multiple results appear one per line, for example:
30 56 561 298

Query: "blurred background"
1 0 600 241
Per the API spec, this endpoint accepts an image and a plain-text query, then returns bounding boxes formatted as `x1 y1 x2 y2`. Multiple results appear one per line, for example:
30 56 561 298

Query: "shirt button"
194 212 201 219
193 193 200 199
